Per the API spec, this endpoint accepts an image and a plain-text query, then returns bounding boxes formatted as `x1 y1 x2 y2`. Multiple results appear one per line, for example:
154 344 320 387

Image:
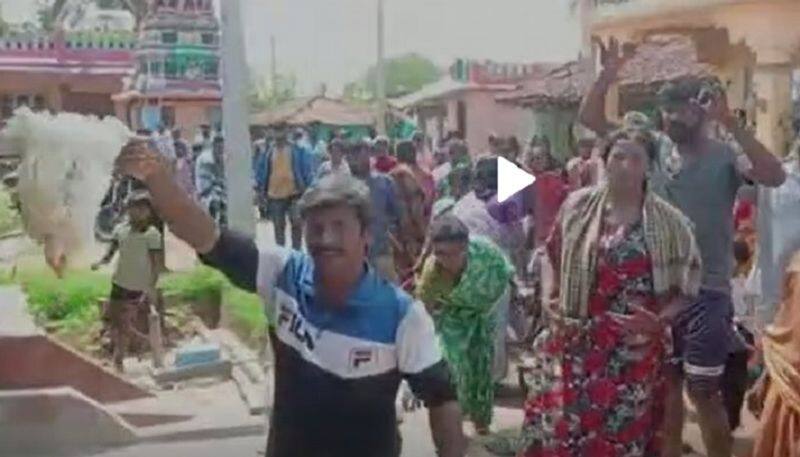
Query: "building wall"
174 102 216 140
0 72 125 119
441 91 536 156
118 99 220 139
529 107 580 164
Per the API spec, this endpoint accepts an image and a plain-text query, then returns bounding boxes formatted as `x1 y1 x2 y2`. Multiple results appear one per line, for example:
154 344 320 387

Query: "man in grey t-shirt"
579 38 786 457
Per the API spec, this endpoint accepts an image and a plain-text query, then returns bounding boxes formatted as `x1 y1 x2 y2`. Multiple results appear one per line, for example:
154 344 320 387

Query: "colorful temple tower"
113 0 221 137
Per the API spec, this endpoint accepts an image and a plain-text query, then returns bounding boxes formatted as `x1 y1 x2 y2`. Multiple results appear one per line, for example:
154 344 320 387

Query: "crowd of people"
96 38 800 457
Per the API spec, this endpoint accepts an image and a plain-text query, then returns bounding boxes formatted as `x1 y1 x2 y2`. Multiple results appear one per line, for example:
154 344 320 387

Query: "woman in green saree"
416 214 514 434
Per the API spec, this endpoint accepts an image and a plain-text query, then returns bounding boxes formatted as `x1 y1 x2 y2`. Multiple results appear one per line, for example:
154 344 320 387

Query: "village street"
0 215 760 457
73 220 753 457
2 1 797 456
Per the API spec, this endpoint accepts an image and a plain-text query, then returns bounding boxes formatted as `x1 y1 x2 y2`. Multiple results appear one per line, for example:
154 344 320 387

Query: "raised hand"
593 36 635 83
114 138 170 183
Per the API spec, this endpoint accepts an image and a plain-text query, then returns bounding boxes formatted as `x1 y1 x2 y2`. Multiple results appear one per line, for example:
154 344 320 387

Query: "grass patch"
12 266 110 355
19 267 110 322
0 189 21 236
160 266 227 302
159 266 268 349
15 262 269 353
223 286 267 348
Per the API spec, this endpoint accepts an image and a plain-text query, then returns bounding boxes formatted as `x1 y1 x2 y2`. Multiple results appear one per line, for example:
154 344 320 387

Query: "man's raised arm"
114 140 260 293
116 140 218 253
578 37 632 136
708 95 787 187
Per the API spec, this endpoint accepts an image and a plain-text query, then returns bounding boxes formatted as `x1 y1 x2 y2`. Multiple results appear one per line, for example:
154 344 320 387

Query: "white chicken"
1 108 132 275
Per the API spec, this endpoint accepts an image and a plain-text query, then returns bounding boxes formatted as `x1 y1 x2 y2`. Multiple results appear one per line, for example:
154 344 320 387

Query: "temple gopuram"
0 0 221 138
113 0 221 138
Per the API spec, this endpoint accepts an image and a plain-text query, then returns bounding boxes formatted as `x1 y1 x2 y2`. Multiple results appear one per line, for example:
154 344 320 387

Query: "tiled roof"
498 35 715 108
250 96 376 127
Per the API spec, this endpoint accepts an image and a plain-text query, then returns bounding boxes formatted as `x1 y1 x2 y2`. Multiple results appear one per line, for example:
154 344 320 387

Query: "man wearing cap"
112 141 466 457
255 129 315 249
580 38 786 457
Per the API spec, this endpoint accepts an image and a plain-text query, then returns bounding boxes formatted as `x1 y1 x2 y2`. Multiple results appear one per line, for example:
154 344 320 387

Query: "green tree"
37 0 148 31
0 5 9 36
106 0 148 27
347 53 440 100
248 72 298 113
36 0 64 31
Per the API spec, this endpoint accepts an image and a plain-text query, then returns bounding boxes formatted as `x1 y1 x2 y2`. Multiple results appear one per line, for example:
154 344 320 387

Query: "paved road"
87 407 518 457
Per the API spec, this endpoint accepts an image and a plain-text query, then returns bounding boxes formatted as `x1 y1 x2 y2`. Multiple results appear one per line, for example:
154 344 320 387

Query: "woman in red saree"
518 129 701 457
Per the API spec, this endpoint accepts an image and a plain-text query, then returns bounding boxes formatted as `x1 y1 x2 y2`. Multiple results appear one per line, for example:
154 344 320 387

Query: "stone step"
0 387 137 455
108 380 264 442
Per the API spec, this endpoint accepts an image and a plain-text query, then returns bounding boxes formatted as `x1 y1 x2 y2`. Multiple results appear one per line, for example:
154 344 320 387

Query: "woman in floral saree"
416 214 514 435
518 128 701 457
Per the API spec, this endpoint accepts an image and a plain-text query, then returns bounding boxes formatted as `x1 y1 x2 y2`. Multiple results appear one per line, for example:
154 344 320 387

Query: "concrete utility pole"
270 35 277 94
376 0 387 134
220 0 255 236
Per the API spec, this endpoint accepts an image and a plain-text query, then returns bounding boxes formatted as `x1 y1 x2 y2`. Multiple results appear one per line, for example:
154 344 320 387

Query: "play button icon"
497 156 535 202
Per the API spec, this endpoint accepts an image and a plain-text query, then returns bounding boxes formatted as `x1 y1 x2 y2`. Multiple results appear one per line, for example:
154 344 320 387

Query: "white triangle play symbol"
497 156 535 202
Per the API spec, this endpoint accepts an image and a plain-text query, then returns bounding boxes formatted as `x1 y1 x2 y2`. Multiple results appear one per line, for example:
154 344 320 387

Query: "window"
165 60 178 78
1 95 13 118
456 100 467 140
33 95 46 111
201 33 215 45
149 61 163 76
207 106 222 132
161 106 176 128
162 32 178 44
203 60 219 78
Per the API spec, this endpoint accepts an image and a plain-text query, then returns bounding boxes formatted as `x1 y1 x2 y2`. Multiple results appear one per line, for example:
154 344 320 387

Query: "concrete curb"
194 325 271 416
136 423 265 444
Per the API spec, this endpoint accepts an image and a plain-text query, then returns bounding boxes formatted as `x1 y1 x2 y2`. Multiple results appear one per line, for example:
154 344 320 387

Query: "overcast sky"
0 0 580 94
